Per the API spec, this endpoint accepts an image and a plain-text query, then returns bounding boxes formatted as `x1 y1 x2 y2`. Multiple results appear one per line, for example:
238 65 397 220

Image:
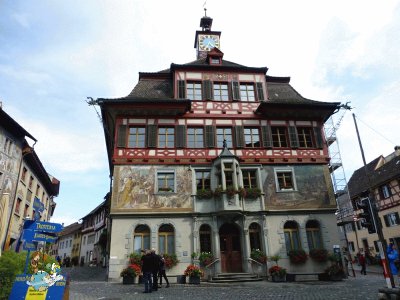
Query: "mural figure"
119 176 134 207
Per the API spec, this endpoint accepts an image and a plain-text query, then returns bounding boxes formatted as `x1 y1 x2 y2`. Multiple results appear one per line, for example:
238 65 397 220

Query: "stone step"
209 273 262 283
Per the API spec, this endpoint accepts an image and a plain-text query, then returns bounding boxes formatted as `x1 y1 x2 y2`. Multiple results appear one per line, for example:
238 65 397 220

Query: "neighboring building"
57 222 81 265
96 13 341 281
79 200 108 266
346 146 400 258
0 107 59 253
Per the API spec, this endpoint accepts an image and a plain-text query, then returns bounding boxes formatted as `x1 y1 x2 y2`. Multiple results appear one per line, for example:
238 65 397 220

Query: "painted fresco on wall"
263 165 336 210
112 166 192 211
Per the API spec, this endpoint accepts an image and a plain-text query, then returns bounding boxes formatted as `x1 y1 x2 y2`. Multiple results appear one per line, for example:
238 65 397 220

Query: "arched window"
199 224 212 253
306 220 322 249
134 225 150 253
159 224 175 255
284 221 301 252
249 223 262 251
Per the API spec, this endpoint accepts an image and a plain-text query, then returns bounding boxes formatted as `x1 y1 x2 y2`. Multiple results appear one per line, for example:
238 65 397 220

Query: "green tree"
0 251 26 299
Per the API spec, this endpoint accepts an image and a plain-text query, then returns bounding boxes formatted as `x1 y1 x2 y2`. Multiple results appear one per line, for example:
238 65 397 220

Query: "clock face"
199 35 220 51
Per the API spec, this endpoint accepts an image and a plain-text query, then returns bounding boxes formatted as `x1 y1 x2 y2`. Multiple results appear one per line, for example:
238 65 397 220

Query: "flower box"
122 276 136 284
188 276 201 284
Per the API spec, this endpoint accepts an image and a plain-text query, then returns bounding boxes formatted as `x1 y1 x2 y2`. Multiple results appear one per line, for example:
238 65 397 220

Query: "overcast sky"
1 0 399 226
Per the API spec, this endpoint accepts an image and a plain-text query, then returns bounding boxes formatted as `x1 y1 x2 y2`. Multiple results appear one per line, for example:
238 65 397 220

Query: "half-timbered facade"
345 146 400 258
97 14 341 281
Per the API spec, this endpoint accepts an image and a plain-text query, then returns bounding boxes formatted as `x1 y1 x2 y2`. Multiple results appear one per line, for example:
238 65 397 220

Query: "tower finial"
204 7 207 17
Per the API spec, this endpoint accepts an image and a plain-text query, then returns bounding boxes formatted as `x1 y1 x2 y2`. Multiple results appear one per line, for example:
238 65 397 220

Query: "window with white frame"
274 168 296 191
187 127 204 148
157 171 175 193
379 184 392 199
158 224 175 255
239 83 255 102
196 170 211 190
186 82 202 100
213 82 229 101
242 169 257 189
383 212 400 227
134 225 150 253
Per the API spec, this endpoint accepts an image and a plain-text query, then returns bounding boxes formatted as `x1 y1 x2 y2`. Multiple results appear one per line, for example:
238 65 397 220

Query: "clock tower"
194 9 221 59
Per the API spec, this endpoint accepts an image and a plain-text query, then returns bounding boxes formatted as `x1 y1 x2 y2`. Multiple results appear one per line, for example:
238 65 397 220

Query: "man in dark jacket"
150 248 162 291
141 250 154 293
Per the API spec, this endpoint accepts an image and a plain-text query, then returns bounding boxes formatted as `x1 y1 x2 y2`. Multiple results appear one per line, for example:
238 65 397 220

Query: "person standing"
387 243 399 286
150 248 161 291
141 250 154 293
158 256 170 288
359 252 367 275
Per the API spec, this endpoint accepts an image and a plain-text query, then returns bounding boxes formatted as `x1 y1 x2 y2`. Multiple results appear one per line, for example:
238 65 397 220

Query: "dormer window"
210 56 221 65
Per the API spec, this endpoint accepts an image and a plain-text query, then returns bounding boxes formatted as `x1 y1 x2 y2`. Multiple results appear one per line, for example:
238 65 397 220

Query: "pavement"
61 265 398 300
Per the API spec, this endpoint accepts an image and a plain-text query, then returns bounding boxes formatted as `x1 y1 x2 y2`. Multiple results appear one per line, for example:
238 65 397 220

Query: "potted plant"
197 189 213 199
309 248 328 263
238 187 247 199
129 252 142 265
213 186 223 198
324 264 345 281
288 249 308 264
163 253 179 269
120 264 141 284
198 252 214 266
184 264 204 284
225 186 237 198
269 265 287 282
250 249 267 264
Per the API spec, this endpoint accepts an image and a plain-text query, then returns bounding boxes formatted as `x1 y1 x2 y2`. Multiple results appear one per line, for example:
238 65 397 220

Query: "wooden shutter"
383 215 390 227
256 82 265 101
178 80 186 99
146 125 157 148
261 125 273 148
288 126 299 148
117 125 127 148
395 212 400 225
234 126 244 148
204 125 215 148
231 81 240 101
203 80 213 100
175 125 186 148
313 127 324 148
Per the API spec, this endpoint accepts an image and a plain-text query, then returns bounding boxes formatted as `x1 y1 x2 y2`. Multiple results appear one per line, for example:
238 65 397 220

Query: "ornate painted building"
96 13 341 281
0 107 59 253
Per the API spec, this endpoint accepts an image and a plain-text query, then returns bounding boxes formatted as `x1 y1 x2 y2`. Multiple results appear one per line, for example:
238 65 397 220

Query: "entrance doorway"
219 223 242 273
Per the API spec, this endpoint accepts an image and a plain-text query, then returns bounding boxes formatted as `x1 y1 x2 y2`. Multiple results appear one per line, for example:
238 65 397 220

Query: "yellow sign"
25 286 48 300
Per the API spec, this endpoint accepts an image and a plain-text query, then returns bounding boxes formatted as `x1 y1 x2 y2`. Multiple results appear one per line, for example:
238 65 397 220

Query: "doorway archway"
219 223 242 272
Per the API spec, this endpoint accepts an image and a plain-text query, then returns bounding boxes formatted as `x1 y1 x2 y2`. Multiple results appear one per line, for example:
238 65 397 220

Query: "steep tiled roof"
127 79 172 99
59 222 82 237
348 154 400 198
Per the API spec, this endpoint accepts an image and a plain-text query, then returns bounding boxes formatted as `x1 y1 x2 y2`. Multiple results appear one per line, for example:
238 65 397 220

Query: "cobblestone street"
64 266 389 300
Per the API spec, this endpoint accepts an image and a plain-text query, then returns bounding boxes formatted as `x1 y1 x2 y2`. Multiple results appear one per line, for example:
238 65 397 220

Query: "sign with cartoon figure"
9 219 66 299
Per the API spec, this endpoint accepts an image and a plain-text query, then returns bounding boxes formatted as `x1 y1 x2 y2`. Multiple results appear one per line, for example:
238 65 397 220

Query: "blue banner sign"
9 274 66 300
23 241 37 251
33 197 45 212
25 221 64 233
23 229 58 243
